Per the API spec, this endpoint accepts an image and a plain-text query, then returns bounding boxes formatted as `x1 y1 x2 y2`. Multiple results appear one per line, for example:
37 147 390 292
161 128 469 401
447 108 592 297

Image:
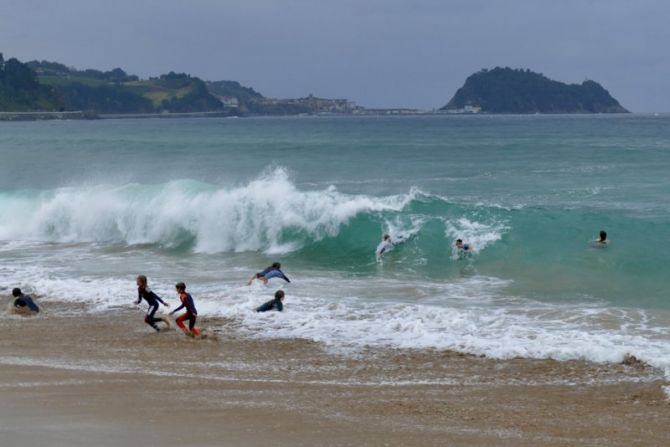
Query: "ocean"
1 114 669 376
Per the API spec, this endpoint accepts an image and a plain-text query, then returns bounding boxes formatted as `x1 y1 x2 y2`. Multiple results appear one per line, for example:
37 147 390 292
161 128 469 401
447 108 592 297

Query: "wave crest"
0 168 421 253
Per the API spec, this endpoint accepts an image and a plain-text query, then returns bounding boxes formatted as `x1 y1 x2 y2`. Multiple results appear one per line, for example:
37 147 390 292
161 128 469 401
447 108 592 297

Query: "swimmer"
11 288 39 313
593 230 609 246
455 239 472 252
135 275 170 332
376 234 406 260
169 282 201 337
248 262 290 285
256 290 285 312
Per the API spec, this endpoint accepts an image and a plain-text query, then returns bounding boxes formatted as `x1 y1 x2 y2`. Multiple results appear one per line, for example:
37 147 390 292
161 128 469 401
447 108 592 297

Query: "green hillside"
26 60 224 114
0 54 60 111
443 67 629 114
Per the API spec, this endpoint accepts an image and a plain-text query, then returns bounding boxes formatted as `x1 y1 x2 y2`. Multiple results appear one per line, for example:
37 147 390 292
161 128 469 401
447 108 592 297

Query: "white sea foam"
7 265 667 380
207 277 670 379
0 168 420 253
444 217 508 257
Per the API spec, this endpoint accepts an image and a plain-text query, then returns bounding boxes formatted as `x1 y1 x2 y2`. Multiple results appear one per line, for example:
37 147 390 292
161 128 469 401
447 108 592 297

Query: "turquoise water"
1 115 669 371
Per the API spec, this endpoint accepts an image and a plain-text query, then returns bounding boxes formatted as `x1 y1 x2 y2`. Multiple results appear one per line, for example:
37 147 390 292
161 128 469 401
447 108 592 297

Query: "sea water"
0 115 669 375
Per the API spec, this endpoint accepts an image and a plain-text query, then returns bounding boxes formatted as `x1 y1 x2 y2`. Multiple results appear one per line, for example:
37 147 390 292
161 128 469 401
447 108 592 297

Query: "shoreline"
1 303 668 446
0 110 643 122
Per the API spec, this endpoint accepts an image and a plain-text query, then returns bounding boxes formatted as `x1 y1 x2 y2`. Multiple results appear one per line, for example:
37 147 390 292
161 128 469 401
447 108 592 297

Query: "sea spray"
0 168 420 253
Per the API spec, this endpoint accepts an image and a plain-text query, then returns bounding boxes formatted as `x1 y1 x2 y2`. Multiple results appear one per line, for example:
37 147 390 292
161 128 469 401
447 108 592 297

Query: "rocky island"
442 67 628 114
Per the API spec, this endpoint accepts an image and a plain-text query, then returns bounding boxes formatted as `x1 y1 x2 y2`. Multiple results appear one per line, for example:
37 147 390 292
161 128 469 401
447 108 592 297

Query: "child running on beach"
169 282 201 337
135 275 170 332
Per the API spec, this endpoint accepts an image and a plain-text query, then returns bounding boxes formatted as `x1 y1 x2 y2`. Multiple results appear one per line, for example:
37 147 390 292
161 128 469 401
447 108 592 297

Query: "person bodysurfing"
248 262 290 285
455 239 472 252
454 238 474 260
376 234 406 260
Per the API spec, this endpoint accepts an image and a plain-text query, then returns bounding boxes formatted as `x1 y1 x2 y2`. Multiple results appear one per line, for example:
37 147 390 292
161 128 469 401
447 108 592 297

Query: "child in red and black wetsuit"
136 275 170 331
169 282 201 337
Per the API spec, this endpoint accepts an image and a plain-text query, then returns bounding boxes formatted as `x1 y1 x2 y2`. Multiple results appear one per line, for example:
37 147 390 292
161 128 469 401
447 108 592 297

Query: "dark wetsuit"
14 294 39 313
256 267 290 283
174 292 199 335
136 287 166 331
256 298 283 312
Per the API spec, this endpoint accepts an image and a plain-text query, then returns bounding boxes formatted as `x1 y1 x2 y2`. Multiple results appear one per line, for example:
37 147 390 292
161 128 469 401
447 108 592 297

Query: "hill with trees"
0 54 60 111
442 67 628 114
1 55 358 117
27 60 223 114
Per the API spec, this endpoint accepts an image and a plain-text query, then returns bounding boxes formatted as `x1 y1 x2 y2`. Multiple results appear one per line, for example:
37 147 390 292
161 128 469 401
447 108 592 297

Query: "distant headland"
442 67 628 114
0 53 629 119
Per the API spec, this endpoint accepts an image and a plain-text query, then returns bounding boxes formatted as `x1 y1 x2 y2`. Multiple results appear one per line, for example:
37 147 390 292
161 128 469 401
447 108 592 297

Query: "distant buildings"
218 96 239 108
444 104 482 114
254 94 358 114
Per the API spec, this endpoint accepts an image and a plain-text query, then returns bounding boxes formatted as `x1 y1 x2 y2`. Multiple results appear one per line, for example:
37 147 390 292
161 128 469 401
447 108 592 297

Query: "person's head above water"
136 275 147 288
455 239 463 246
271 262 281 269
175 282 186 292
275 290 285 301
383 234 391 241
599 230 607 242
12 287 22 297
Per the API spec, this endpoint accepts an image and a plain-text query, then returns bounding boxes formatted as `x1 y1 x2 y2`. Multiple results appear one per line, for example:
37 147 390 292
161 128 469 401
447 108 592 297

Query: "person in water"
135 275 170 332
455 239 472 252
376 234 394 258
248 262 290 285
169 282 201 337
376 234 406 259
256 290 285 312
594 230 609 246
11 288 39 313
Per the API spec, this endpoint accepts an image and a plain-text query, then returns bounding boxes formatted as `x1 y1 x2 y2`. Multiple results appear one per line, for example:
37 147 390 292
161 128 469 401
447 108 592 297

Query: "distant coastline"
0 54 630 119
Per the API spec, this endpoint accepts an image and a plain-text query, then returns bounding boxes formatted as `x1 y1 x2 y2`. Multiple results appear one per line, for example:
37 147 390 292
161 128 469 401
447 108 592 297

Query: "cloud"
1 0 668 111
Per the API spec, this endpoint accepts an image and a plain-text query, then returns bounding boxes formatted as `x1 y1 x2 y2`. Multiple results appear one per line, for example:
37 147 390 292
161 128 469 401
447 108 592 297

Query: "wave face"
0 168 416 253
1 167 669 307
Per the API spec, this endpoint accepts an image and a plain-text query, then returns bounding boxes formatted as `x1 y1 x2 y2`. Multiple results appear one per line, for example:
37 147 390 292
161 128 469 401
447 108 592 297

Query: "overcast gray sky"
1 0 668 111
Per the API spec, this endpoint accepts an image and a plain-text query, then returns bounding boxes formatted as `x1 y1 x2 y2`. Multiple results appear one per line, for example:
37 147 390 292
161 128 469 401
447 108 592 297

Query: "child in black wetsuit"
256 290 285 312
135 275 170 332
11 288 39 313
169 282 201 337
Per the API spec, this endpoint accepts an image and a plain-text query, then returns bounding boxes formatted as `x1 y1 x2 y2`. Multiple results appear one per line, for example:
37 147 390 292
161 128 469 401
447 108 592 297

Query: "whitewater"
1 115 669 379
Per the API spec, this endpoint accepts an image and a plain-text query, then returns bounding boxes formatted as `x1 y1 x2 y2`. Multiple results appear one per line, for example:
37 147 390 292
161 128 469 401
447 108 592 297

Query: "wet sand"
0 302 668 446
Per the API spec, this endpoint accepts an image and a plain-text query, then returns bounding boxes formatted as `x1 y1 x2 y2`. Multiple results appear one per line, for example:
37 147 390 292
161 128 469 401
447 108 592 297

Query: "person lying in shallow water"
256 290 285 312
12 288 39 313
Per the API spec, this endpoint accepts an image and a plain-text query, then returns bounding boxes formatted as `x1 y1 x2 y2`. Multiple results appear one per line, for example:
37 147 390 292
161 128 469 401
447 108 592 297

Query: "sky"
0 0 668 112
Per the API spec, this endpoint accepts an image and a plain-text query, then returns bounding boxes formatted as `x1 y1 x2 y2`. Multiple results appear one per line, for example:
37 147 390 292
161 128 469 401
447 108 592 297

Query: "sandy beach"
0 301 667 447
